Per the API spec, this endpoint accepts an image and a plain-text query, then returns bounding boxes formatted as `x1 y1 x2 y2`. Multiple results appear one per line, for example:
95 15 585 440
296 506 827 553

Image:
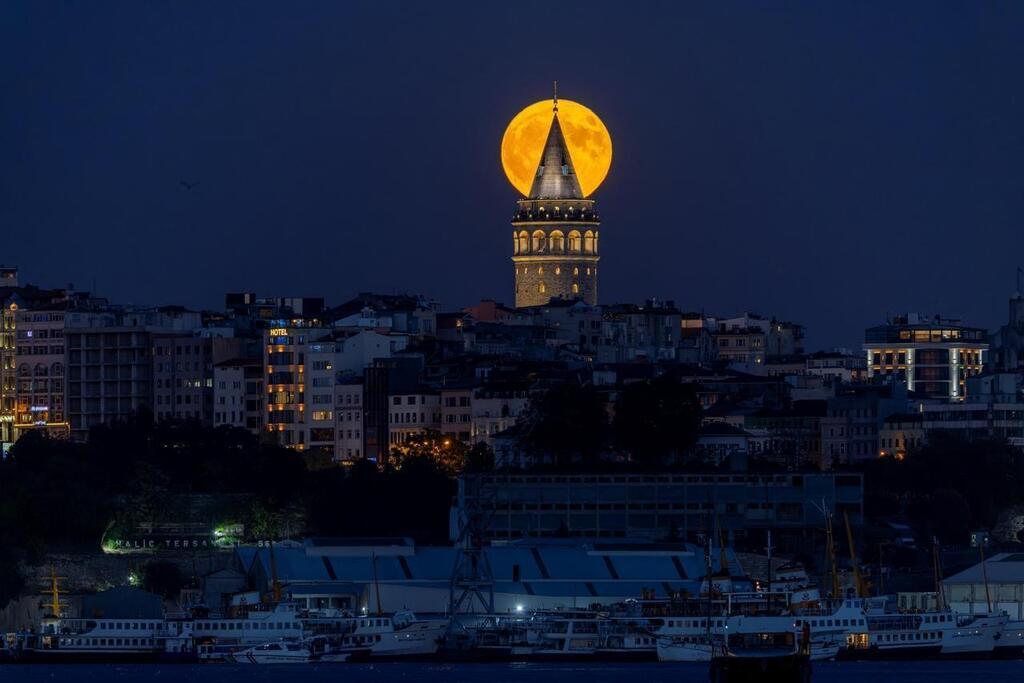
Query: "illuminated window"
549 230 565 252
573 266 579 276
583 230 595 254
532 230 546 252
539 283 546 294
555 267 561 275
538 266 544 275
568 230 582 253
572 283 579 294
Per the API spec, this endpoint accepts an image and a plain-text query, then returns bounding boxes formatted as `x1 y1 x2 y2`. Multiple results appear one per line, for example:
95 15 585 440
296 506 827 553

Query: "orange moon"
501 99 612 198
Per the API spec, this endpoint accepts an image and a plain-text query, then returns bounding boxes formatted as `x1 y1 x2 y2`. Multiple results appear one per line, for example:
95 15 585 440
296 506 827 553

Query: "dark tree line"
0 417 461 608
519 376 703 469
859 433 1024 545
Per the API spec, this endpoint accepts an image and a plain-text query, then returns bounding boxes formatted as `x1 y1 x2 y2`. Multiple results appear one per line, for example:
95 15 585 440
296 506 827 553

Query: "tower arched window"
573 266 579 276
549 230 565 252
532 230 546 252
568 230 582 253
583 230 595 254
518 231 530 254
555 266 561 275
537 266 543 275
572 283 579 295
539 282 546 294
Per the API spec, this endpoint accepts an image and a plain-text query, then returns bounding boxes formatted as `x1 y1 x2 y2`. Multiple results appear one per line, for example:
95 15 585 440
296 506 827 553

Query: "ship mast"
372 551 384 616
844 511 865 598
822 507 840 599
932 537 945 611
268 540 282 604
978 535 992 613
41 564 68 619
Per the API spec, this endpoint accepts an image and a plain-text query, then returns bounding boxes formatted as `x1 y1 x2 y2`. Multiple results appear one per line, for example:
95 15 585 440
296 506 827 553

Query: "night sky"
3 2 1023 349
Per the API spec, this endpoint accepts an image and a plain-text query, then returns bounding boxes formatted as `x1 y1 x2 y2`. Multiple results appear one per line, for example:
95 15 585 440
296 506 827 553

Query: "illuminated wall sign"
269 328 289 337
30 406 49 412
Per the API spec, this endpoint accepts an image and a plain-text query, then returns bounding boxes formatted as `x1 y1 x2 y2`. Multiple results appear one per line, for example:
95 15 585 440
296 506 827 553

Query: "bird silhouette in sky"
180 180 200 190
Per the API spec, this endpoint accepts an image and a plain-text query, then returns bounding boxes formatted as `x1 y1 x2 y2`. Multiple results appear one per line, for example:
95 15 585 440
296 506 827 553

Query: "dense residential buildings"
864 313 987 400
4 256 1024 477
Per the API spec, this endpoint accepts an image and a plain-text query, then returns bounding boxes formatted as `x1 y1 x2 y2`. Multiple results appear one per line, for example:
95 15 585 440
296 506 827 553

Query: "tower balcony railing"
512 208 599 222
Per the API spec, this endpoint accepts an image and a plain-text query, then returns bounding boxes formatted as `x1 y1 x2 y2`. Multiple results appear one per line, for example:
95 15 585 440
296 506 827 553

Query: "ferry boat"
465 608 663 661
838 602 1006 660
655 633 719 662
996 620 1024 658
3 618 175 663
708 626 812 683
305 611 448 660
2 600 306 663
655 594 860 662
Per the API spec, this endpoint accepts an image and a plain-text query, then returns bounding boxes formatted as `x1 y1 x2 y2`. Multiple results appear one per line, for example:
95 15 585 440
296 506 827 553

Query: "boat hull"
709 654 812 683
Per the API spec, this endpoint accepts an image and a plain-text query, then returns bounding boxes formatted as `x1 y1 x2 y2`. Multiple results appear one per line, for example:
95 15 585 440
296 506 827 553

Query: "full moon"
501 99 612 198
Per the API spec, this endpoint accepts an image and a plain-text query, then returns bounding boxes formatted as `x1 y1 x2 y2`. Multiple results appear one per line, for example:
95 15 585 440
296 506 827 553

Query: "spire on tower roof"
528 99 583 200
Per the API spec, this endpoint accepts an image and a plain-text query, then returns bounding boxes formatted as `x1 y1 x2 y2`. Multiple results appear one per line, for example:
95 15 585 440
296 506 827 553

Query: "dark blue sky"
3 2 1023 349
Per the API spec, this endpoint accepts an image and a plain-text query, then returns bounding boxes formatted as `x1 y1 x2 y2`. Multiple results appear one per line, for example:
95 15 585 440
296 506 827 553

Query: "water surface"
1 661 1020 682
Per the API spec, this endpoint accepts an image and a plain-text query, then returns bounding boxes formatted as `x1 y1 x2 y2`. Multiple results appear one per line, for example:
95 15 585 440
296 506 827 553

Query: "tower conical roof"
527 111 583 200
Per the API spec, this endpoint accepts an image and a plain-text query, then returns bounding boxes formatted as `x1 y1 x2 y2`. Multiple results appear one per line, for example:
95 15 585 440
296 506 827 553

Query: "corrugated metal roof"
241 541 731 589
943 553 1024 584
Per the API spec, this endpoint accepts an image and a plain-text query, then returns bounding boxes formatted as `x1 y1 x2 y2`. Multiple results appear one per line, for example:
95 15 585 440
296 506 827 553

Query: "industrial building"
234 537 739 615
456 472 863 549
943 552 1024 620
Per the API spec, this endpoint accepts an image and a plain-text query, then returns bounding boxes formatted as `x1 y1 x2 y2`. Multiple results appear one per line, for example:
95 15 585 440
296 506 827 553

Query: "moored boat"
227 640 313 664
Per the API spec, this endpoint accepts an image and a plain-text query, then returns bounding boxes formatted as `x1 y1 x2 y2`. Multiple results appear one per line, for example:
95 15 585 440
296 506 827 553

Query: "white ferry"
838 601 1006 660
655 594 859 662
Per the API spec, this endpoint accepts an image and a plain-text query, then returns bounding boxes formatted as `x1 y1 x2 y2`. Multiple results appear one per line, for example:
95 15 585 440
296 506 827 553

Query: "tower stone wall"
511 200 599 307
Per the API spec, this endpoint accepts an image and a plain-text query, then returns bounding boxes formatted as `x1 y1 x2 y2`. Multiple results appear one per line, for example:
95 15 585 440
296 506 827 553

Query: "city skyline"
4 2 1024 349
